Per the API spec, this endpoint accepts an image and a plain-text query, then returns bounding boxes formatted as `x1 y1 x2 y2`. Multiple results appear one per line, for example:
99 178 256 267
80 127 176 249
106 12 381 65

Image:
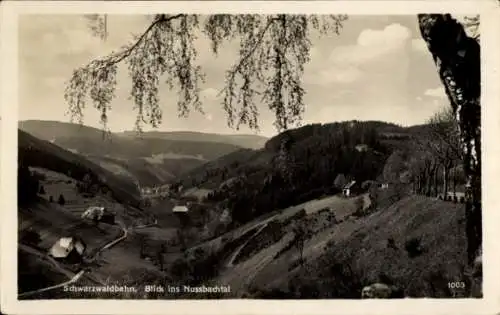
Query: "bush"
18 164 39 206
405 237 424 258
20 229 41 246
57 194 66 206
387 237 397 250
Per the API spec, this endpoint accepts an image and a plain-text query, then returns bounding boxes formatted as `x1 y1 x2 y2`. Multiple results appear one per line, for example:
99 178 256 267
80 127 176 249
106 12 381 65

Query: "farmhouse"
48 236 86 263
81 206 115 224
342 180 362 197
355 144 369 152
172 205 189 213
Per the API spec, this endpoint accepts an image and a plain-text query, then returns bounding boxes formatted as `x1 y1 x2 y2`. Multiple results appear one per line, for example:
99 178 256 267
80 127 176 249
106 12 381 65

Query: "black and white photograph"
2 1 500 314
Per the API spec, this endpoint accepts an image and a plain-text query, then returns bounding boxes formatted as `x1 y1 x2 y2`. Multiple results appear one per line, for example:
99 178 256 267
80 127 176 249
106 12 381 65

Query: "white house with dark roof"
342 180 360 197
172 205 189 213
48 236 86 262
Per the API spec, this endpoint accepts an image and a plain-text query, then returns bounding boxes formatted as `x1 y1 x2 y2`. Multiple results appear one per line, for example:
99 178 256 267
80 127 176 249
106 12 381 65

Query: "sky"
18 14 454 137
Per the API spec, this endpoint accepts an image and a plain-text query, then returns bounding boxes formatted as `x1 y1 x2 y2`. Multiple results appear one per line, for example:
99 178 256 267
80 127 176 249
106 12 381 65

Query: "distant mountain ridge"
19 120 267 186
19 120 268 150
120 130 268 150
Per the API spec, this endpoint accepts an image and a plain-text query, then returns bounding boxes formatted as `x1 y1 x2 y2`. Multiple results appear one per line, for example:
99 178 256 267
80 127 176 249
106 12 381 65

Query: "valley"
17 119 477 299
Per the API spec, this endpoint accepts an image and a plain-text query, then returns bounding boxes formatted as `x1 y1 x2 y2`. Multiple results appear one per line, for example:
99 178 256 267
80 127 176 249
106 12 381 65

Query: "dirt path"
225 223 269 268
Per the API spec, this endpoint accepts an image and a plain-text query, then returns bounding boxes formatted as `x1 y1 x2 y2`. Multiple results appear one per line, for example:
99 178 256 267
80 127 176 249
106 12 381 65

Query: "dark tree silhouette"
420 107 462 197
67 13 481 267
418 14 481 264
18 162 39 206
38 185 46 195
57 194 66 206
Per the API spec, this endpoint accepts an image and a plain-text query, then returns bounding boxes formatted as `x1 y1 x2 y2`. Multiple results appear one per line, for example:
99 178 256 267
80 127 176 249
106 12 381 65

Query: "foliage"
290 219 313 267
18 161 39 206
19 229 41 247
404 237 424 258
70 13 481 266
38 185 46 195
18 129 142 207
67 14 347 132
418 14 481 264
57 194 66 205
201 121 389 225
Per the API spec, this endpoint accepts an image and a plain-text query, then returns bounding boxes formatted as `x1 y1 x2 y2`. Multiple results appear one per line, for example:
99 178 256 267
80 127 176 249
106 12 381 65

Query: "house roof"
173 205 189 212
343 181 357 189
49 237 86 258
82 206 107 220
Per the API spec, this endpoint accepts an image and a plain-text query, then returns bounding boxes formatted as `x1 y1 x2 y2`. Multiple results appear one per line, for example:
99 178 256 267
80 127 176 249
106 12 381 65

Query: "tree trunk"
433 167 439 197
453 173 457 194
443 166 449 198
418 14 481 265
425 168 432 197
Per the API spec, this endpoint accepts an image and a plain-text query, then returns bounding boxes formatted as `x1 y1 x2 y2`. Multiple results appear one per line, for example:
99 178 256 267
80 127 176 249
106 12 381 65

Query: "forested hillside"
18 130 142 207
176 117 464 226
177 121 393 224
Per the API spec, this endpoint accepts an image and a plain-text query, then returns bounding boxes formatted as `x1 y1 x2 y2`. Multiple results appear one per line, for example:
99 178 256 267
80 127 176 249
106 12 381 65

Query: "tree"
67 13 481 265
80 173 93 194
290 219 312 267
20 229 41 247
18 162 39 206
382 150 407 184
418 14 481 264
57 194 66 205
417 107 462 197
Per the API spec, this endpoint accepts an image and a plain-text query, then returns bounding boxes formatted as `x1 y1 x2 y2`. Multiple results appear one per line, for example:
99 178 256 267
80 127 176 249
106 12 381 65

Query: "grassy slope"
18 171 169 296
233 195 466 298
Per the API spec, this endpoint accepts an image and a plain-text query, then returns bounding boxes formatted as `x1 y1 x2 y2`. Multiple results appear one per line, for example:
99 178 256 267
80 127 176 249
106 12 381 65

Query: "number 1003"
448 282 465 289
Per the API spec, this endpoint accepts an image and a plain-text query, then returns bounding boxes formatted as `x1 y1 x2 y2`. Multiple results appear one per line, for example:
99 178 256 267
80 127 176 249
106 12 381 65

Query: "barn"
81 206 115 224
172 205 189 213
342 180 362 197
48 236 86 263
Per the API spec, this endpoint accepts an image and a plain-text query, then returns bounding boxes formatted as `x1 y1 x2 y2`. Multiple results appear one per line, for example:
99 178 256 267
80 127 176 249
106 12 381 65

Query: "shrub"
387 237 398 250
405 237 424 258
20 229 41 246
57 194 66 205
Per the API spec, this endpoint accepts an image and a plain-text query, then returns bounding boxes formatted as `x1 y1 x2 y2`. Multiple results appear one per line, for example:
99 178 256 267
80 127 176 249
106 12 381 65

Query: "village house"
48 236 86 263
172 205 189 213
81 206 116 225
355 144 369 152
342 180 362 197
